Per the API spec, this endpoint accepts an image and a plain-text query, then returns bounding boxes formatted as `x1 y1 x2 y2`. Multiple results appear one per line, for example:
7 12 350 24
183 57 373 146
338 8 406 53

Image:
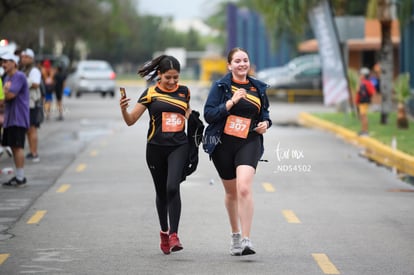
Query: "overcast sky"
137 0 226 20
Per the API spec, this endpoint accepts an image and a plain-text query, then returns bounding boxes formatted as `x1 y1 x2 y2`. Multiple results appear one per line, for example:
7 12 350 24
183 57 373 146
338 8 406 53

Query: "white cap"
22 48 35 59
0 52 19 64
360 67 370 76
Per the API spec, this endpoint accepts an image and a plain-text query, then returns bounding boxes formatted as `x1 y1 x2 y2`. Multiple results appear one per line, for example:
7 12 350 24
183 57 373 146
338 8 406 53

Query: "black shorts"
55 89 63 101
30 107 43 127
2 126 27 148
211 133 261 180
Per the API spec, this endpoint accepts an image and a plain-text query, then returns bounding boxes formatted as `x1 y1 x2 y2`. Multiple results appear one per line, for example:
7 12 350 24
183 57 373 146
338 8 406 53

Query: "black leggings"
146 143 189 234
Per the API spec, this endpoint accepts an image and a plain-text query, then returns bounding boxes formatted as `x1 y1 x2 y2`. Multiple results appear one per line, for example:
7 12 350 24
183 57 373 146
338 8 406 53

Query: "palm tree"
252 0 330 38
252 0 412 124
367 0 412 124
371 0 395 124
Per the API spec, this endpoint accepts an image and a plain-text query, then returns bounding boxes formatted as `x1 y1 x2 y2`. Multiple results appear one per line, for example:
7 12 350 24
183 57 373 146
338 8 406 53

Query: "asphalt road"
0 83 413 275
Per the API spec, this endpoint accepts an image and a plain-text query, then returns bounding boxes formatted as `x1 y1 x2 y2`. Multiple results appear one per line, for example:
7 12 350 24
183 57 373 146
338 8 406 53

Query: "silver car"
66 60 116 97
256 54 322 90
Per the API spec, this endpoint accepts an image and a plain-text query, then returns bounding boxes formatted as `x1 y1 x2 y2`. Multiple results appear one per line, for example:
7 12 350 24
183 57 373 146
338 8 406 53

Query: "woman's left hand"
185 107 192 119
254 121 269 134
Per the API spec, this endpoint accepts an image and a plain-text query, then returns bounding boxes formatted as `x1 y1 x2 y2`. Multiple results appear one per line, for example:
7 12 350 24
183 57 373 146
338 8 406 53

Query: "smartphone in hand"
120 87 126 98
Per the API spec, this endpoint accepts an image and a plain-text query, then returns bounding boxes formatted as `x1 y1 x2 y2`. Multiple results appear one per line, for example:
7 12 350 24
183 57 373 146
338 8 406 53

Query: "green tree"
366 0 412 124
204 2 229 54
0 0 110 62
0 0 55 24
47 0 113 63
0 0 210 68
185 28 202 51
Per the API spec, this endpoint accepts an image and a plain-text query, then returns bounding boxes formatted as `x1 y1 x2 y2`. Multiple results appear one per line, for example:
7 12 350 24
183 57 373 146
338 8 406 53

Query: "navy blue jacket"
203 73 272 157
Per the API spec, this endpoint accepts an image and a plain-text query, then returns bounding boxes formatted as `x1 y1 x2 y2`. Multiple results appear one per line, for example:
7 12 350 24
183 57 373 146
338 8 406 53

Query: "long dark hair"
137 55 181 81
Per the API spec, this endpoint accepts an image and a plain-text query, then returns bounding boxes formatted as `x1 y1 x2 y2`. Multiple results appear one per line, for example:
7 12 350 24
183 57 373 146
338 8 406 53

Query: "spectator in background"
356 67 376 136
369 63 381 93
1 52 30 187
0 68 13 159
369 63 381 111
41 59 55 120
0 76 4 138
21 49 42 162
53 65 66 120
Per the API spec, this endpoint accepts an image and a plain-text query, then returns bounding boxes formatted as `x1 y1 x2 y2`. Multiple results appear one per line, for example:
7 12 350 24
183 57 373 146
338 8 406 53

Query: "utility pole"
39 27 44 56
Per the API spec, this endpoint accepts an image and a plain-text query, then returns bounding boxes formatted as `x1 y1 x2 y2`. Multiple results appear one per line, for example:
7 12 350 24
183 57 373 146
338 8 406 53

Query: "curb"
298 112 414 177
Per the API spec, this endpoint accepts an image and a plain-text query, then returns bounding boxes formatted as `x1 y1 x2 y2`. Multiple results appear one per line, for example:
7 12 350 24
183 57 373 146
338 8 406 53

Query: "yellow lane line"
27 210 47 224
312 253 340 274
76 163 87 172
90 150 98 157
0 254 10 265
56 184 71 193
262 182 276 192
282 210 301 223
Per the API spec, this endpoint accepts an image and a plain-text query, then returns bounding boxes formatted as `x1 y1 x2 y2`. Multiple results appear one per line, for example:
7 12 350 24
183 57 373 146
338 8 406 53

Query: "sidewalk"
298 112 414 178
0 97 119 241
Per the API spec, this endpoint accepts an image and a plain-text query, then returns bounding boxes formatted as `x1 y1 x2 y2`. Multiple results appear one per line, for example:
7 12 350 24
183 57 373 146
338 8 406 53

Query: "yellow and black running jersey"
138 84 190 145
229 78 261 132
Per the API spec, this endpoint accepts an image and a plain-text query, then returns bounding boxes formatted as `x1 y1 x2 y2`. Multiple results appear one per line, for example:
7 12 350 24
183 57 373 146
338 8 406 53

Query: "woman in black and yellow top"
203 47 272 256
120 55 191 255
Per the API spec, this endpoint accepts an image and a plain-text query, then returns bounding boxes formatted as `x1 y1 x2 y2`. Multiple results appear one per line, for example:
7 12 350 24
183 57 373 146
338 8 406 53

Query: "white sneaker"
230 232 242 256
241 237 256 256
32 155 40 163
26 153 40 163
5 147 12 157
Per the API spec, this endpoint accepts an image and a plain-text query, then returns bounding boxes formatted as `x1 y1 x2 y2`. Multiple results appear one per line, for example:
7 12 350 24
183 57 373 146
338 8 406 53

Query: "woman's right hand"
120 100 147 126
120 97 130 112
231 88 246 104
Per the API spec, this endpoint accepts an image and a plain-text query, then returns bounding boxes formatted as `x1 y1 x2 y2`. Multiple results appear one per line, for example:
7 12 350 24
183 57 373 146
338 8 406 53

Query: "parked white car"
66 60 116 98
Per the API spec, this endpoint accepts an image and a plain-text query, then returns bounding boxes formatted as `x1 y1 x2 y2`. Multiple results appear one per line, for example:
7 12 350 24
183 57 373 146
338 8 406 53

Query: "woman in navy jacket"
203 47 272 256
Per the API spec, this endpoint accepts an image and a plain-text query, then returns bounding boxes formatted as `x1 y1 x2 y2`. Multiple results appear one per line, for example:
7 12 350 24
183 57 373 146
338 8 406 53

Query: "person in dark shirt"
119 55 191 255
53 65 66 120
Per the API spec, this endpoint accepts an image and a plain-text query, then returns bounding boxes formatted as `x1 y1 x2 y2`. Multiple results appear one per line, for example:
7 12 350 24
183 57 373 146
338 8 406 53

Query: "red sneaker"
169 233 183 252
160 231 170 255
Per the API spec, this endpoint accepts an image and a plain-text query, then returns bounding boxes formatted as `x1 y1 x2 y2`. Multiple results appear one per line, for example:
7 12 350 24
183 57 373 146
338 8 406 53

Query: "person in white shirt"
21 48 42 162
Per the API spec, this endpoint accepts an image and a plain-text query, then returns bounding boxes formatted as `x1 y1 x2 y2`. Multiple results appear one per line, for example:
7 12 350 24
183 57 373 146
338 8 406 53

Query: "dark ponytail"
137 55 181 81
